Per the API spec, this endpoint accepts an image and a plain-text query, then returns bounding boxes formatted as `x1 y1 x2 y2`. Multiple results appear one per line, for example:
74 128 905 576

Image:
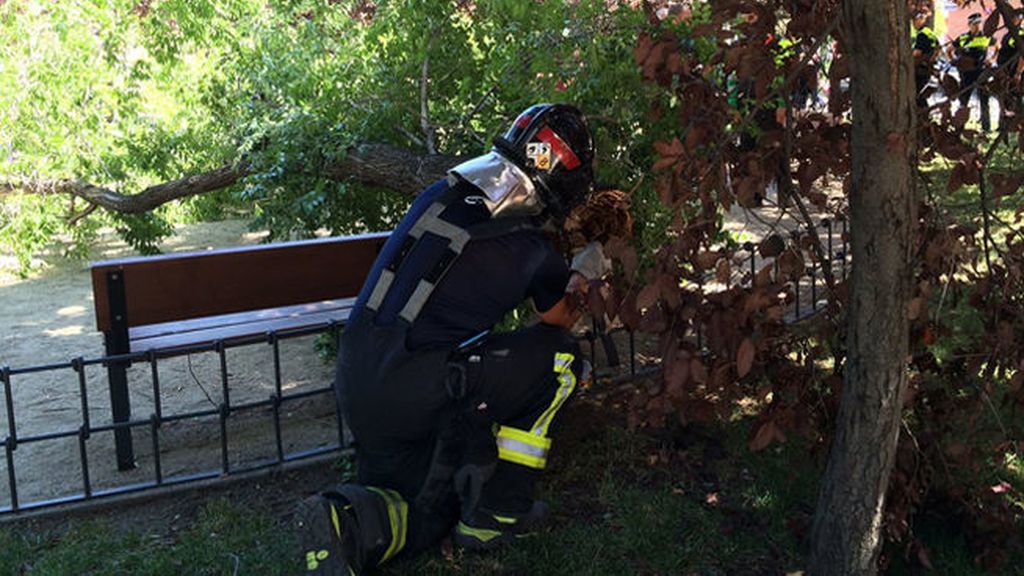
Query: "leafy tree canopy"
0 0 671 271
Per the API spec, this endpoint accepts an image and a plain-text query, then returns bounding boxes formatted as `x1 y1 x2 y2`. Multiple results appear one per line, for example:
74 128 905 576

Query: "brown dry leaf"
715 258 731 285
947 163 965 193
634 33 654 66
737 337 756 378
946 443 968 460
690 357 708 384
952 106 970 130
754 263 774 287
759 234 786 258
777 248 805 279
907 297 924 321
695 251 720 271
917 544 934 570
989 172 1024 200
653 156 679 172
636 284 660 311
654 137 684 158
665 352 691 400
749 420 781 451
564 189 633 246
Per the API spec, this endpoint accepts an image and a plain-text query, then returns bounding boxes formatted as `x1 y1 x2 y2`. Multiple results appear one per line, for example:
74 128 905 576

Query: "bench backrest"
90 232 389 332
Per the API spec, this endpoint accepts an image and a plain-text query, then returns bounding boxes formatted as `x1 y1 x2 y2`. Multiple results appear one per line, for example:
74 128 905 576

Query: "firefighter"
295 104 605 575
951 12 995 131
912 10 939 109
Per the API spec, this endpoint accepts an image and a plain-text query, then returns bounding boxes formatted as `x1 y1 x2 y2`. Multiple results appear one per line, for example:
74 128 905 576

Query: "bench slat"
128 299 354 341
129 307 354 352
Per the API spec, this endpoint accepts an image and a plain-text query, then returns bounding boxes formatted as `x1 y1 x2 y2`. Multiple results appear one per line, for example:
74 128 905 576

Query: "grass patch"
0 405 1011 575
0 499 300 575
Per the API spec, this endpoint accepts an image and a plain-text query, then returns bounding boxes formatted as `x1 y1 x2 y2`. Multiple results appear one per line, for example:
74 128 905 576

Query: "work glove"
570 241 612 281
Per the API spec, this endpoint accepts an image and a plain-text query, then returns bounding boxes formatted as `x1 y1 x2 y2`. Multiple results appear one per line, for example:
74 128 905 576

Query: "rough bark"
0 143 467 214
807 1 916 575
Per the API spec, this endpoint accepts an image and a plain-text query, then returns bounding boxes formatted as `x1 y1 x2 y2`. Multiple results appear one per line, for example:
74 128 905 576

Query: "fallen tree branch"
1 144 469 215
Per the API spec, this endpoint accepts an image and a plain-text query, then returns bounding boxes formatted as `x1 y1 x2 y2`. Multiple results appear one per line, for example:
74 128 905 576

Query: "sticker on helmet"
526 142 552 171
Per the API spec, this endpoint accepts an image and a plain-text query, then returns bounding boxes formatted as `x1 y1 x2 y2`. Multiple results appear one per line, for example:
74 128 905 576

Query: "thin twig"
68 203 98 226
932 257 958 323
421 39 437 155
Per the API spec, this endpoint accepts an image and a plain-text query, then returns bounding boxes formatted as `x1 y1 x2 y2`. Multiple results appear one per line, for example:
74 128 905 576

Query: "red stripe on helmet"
515 114 533 129
536 126 581 170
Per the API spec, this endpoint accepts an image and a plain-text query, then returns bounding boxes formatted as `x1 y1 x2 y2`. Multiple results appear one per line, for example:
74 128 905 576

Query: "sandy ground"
0 192 845 513
0 221 339 511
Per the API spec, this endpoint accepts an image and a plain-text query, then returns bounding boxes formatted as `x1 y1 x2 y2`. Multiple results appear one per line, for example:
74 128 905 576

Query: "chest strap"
364 198 540 325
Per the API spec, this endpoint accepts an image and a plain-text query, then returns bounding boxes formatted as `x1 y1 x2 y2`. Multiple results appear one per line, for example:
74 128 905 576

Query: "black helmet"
492 104 595 220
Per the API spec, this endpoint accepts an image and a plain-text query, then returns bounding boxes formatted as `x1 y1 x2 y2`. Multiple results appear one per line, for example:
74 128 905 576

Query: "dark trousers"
915 69 931 109
338 320 582 558
960 69 991 130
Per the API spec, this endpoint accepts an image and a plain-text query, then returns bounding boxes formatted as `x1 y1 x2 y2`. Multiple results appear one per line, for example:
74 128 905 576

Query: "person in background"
950 12 995 131
912 10 939 109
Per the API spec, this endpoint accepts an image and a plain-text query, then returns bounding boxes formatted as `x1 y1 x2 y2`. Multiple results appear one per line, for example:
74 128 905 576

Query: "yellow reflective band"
496 425 551 469
306 550 330 571
456 521 503 542
961 35 991 50
493 514 518 524
330 504 341 539
530 352 577 437
367 487 408 565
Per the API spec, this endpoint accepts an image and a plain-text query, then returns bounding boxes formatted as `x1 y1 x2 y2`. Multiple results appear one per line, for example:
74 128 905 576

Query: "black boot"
295 484 408 575
295 493 360 575
453 500 550 551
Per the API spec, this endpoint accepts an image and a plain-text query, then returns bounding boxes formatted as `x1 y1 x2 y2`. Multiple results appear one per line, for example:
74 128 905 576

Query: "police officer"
997 9 1024 126
951 12 995 130
912 10 939 108
295 104 605 575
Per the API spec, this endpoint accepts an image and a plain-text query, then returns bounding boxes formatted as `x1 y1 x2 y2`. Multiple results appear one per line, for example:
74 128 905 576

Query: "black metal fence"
0 214 849 516
0 322 345 515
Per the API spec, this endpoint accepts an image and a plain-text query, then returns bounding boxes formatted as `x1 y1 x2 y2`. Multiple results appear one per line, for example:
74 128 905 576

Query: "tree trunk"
807 1 916 574
0 144 468 214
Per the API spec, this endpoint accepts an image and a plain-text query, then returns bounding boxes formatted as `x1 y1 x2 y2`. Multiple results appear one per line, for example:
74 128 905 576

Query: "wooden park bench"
89 232 389 470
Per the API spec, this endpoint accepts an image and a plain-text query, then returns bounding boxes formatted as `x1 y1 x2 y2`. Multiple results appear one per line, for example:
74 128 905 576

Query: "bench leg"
104 270 136 471
106 359 135 471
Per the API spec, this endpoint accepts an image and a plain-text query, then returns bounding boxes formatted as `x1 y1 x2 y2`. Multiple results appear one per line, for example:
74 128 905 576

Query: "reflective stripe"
330 504 341 539
366 268 395 311
959 34 991 50
410 203 472 252
455 521 503 542
368 202 473 323
495 352 577 469
530 352 577 437
496 425 551 469
398 279 436 323
366 487 407 565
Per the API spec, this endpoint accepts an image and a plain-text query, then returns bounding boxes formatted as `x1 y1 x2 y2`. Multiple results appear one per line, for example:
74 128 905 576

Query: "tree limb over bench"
89 232 388 470
2 144 469 214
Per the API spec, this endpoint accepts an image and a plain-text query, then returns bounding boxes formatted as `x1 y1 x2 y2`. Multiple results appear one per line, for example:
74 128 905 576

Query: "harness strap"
364 192 542 325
